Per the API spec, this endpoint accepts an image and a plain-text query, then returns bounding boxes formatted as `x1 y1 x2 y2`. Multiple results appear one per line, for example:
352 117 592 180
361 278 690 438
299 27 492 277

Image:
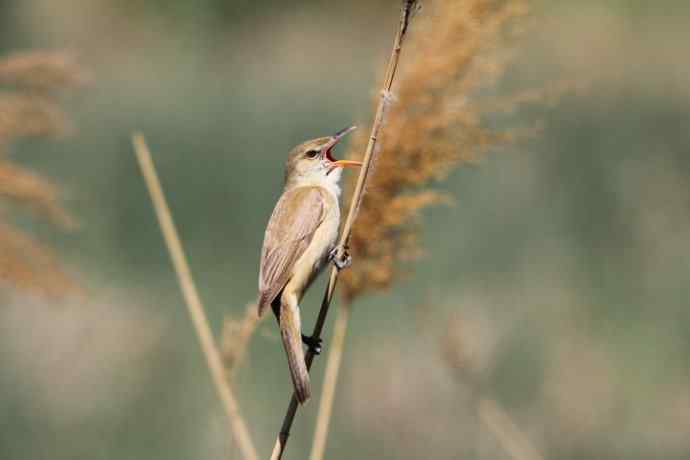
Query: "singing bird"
257 126 361 403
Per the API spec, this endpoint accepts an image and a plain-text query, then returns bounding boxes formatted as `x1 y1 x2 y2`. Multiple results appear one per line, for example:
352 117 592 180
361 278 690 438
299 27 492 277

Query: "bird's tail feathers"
280 301 311 404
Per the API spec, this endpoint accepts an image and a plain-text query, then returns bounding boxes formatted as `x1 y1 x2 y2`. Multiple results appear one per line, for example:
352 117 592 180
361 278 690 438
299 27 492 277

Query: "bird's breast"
308 199 340 271
290 193 340 289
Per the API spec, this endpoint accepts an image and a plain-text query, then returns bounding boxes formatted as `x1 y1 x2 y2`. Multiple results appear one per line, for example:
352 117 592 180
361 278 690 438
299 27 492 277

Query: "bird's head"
284 126 361 188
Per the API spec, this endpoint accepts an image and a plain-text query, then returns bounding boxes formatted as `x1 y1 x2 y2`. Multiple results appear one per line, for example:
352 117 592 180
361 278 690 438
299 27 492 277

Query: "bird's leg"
301 334 322 355
329 245 352 270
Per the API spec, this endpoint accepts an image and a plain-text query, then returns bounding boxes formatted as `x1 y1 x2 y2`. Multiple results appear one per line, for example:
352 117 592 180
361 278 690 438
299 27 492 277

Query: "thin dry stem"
479 398 544 460
131 134 258 460
269 2 419 459
222 301 264 379
309 303 351 460
442 313 544 460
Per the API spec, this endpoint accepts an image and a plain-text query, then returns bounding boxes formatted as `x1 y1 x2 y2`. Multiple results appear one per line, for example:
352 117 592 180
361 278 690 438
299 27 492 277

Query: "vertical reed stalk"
269 2 419 459
309 303 351 460
132 134 258 460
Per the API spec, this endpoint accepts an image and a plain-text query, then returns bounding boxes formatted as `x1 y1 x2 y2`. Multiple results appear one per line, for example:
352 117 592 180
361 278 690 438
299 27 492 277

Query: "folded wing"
258 186 326 316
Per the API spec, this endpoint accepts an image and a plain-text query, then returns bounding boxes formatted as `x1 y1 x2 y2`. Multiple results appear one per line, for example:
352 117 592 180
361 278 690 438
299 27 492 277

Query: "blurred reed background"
1 1 690 459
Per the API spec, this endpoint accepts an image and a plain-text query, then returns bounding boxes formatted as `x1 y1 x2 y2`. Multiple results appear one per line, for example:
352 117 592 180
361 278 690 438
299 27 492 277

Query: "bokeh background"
1 1 690 459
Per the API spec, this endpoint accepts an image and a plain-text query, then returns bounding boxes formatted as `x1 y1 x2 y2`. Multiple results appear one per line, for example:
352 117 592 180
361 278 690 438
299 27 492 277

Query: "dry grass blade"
269 2 420 459
131 134 258 460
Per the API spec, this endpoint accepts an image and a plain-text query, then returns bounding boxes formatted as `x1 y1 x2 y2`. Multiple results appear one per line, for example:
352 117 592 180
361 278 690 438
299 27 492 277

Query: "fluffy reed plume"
0 51 86 296
0 51 86 92
340 0 530 302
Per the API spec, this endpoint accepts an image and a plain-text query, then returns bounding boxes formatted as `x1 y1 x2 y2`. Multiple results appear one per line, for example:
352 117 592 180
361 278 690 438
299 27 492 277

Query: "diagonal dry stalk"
478 398 544 460
222 302 264 380
268 2 420 459
442 313 545 460
131 134 258 460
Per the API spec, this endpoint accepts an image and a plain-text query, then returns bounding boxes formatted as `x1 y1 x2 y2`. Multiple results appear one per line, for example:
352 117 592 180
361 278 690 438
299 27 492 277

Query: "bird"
257 126 361 403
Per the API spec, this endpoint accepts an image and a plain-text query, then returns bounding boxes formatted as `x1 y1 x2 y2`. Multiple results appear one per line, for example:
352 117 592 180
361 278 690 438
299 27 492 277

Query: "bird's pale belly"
290 204 340 300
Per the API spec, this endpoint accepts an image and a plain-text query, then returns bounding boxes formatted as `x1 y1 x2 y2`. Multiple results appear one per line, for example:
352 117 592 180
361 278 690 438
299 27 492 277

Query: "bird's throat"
288 172 342 198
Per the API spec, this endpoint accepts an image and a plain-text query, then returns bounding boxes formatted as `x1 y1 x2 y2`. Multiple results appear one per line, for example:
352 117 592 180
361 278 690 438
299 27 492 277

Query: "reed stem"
132 134 258 460
309 303 351 460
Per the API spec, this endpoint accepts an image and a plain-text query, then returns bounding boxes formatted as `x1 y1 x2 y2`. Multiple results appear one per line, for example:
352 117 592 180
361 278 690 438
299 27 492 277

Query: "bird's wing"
258 186 327 316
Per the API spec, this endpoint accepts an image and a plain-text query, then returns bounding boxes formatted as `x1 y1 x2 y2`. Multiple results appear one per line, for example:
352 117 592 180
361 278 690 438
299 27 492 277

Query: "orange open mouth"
323 126 362 169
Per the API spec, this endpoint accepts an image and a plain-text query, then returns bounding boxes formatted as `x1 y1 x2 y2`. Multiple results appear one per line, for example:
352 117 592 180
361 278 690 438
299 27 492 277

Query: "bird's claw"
301 334 322 355
329 246 352 271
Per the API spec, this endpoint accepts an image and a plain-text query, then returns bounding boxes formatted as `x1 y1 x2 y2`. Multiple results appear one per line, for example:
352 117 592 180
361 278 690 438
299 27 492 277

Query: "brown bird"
257 126 361 403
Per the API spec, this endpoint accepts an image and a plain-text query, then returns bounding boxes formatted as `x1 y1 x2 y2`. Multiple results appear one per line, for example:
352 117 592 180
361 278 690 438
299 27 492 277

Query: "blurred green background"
1 1 690 459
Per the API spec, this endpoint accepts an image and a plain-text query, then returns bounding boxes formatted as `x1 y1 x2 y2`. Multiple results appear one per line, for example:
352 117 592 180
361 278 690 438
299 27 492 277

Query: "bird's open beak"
323 126 362 169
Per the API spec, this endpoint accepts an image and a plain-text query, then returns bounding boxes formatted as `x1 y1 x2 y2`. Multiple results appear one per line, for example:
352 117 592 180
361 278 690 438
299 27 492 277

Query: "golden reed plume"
0 51 87 296
340 0 530 302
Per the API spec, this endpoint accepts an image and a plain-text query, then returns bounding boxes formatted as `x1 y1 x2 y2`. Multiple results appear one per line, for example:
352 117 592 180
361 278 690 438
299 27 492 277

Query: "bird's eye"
305 149 320 159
